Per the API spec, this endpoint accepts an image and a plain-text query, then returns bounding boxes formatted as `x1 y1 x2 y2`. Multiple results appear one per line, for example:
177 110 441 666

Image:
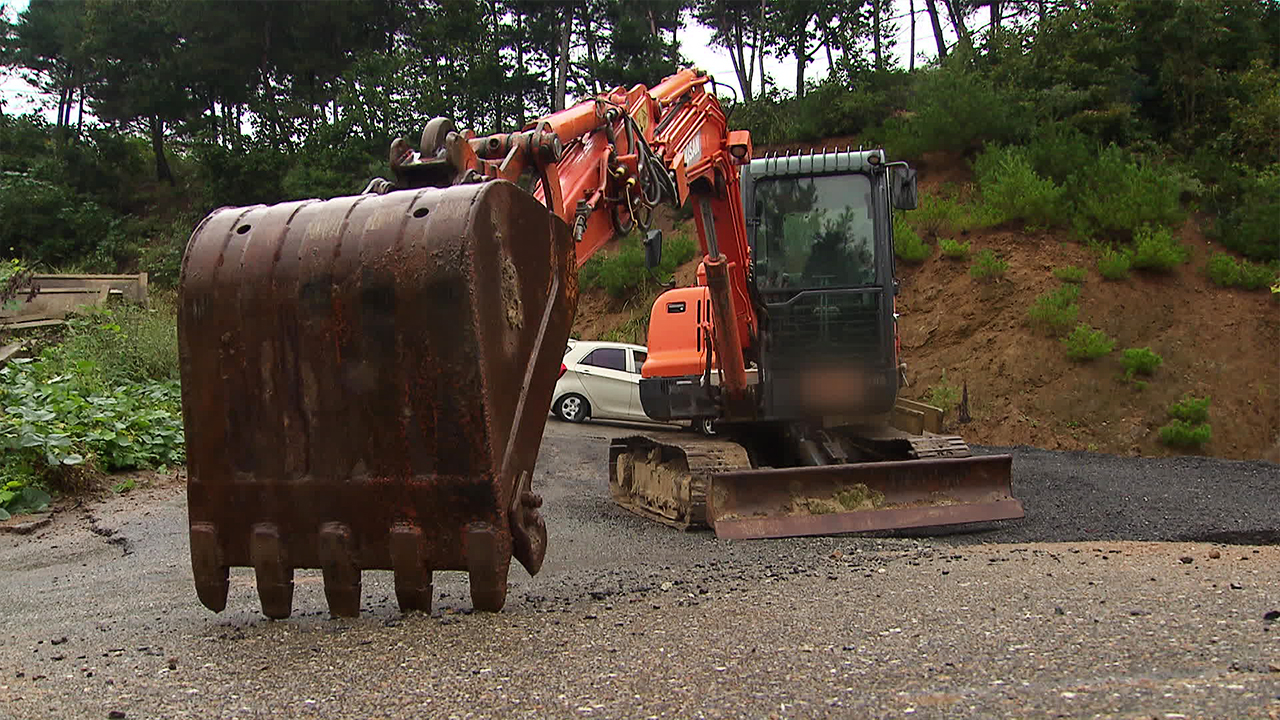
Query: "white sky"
1 0 966 121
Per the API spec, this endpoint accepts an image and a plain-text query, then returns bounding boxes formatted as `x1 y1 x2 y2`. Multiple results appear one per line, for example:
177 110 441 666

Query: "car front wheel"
695 417 717 436
556 394 590 423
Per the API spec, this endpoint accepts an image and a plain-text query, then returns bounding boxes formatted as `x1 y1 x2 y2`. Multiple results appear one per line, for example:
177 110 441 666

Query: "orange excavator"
178 68 1020 619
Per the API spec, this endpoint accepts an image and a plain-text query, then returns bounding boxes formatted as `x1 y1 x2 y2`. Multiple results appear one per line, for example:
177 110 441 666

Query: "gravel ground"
0 420 1277 719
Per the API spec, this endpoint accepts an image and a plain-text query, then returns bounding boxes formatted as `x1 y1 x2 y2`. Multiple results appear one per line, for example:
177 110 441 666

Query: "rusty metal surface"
179 180 576 618
706 455 1021 541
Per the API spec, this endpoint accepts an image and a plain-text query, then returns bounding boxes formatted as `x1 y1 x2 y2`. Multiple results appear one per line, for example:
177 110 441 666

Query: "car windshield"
753 173 876 289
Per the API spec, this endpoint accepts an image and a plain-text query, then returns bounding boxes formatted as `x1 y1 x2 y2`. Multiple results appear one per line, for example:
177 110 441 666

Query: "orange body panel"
641 286 712 379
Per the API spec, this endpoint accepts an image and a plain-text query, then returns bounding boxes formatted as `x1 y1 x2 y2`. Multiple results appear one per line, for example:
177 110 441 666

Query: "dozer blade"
705 455 1020 540
179 179 575 618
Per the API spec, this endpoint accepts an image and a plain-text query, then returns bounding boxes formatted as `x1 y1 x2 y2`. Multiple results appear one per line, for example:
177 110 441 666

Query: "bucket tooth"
189 522 229 613
389 524 432 614
250 523 294 620
466 523 511 612
318 522 361 618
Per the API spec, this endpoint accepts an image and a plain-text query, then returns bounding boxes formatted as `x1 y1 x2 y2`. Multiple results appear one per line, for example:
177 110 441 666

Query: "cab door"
575 347 633 419
628 348 648 418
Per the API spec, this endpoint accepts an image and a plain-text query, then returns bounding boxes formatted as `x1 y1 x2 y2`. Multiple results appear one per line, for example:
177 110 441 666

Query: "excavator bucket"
705 455 1021 540
178 179 576 618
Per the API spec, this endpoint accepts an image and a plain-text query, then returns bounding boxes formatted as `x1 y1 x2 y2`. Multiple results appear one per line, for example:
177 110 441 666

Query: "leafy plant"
1159 420 1211 449
893 214 930 263
1167 393 1211 424
1096 247 1132 280
1120 347 1163 380
1130 224 1189 272
1061 323 1115 360
969 249 1008 281
1053 265 1087 283
938 238 971 260
1026 284 1080 335
579 232 697 299
974 144 1066 228
924 371 960 416
1205 253 1275 290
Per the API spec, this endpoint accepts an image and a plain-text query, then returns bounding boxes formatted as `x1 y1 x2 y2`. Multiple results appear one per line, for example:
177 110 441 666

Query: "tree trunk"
554 10 571 111
149 115 174 185
991 0 1002 32
76 87 84 133
942 0 972 53
873 0 883 71
923 0 948 58
909 0 917 70
583 5 601 95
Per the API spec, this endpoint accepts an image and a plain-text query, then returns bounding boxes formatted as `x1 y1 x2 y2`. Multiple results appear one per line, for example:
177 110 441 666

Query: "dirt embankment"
573 151 1280 462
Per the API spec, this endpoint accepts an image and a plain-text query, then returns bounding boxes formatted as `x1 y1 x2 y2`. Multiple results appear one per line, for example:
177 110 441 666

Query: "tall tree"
923 0 948 59
695 0 765 100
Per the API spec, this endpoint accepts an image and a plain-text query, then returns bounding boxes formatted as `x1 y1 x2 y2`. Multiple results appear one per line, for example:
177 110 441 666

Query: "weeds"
1205 252 1275 290
969 249 1008 281
938 238 971 260
893 214 931 263
1120 347 1163 380
1130 224 1189 272
579 232 697 298
1061 323 1115 360
1096 247 1132 280
924 371 960 416
1159 393 1211 450
1026 284 1080 335
1053 265 1086 283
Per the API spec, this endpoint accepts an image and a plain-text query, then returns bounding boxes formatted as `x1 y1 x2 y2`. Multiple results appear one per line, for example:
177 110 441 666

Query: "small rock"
1269 662 1280 673
167 657 177 670
51 637 68 646
1264 610 1280 622
1054 607 1065 616
108 712 126 720
1179 556 1193 564
1229 582 1243 590
1208 550 1221 559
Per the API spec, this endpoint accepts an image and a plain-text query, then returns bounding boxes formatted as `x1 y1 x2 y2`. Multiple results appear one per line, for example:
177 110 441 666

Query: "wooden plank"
0 340 28 364
0 318 65 330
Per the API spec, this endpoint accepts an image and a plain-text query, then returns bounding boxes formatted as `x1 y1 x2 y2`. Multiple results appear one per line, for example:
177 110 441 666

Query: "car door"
628 349 648 419
575 347 633 419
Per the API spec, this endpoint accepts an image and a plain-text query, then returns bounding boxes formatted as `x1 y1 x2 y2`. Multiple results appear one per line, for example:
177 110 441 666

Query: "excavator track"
608 433 751 531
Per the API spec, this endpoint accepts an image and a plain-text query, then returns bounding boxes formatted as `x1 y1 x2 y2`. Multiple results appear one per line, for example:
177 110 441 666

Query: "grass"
1096 247 1132 280
938 238 971 260
1061 323 1115 360
969 249 1008 281
1159 393 1211 450
579 231 697 299
1053 265 1087 283
1026 284 1081 335
893 214 931 263
924 371 961 416
1130 224 1189 272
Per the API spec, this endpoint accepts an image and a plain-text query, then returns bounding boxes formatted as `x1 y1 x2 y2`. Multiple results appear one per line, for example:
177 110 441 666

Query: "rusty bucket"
179 180 576 618
705 455 1021 540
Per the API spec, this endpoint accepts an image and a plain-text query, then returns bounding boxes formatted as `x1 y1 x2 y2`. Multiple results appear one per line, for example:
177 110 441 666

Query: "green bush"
1130 224 1189 272
906 191 1002 239
938 238 971 259
0 175 129 269
1206 162 1279 261
974 145 1066 227
1053 265 1087 283
579 232 697 299
882 66 1033 157
1072 146 1187 240
969 249 1008 281
893 215 931 263
1097 247 1132 280
1026 284 1081 335
1159 420 1212 449
924 371 961 416
1205 252 1275 290
1167 393 1211 424
1120 347 1163 380
1061 323 1115 360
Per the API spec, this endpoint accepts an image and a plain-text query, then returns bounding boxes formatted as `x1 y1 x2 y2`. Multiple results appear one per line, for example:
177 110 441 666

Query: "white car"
551 340 652 424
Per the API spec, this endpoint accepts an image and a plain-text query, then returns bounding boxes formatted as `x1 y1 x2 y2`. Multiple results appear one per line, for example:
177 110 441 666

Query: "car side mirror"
644 229 663 269
892 166 918 211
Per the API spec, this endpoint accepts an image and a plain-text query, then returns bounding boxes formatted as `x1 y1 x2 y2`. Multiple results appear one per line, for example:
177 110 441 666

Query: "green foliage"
1167 393 1211 424
968 249 1008 281
1026 285 1081 335
1120 347 1163 381
1061 323 1115 361
39 301 180 390
924 372 960 416
579 232 697 299
877 65 1033 157
1159 420 1212 449
1129 224 1189 272
0 175 128 269
938 238 970 260
1071 147 1187 241
1053 266 1087 283
905 190 1002 239
1206 163 1280 261
974 145 1066 227
892 214 930 263
1205 253 1275 290
1096 247 1132 280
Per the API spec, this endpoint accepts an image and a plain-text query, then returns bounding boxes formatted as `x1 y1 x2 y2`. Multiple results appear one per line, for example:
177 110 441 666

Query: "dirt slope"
574 153 1280 461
